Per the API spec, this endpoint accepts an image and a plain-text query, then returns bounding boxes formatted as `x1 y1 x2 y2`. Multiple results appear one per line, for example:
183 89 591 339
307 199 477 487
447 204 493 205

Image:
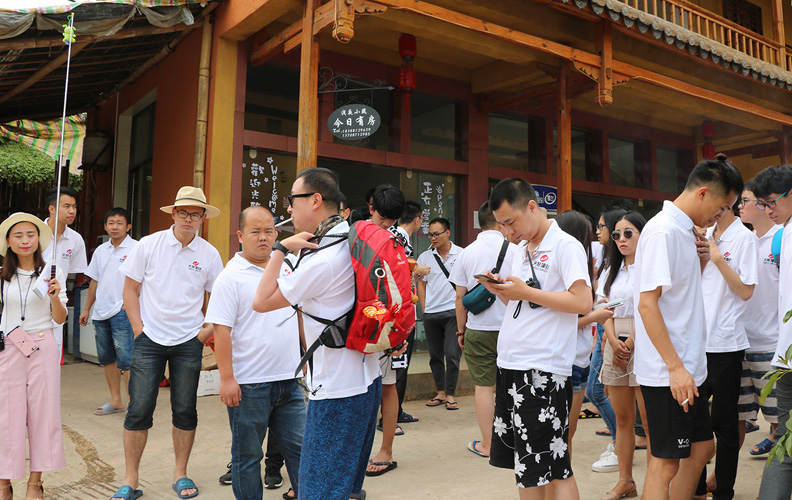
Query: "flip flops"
467 440 489 458
746 420 761 434
751 437 776 456
596 429 612 436
445 401 459 410
397 412 419 423
376 424 404 436
425 398 445 407
172 478 198 499
110 485 142 500
365 460 398 477
95 403 124 416
580 408 601 419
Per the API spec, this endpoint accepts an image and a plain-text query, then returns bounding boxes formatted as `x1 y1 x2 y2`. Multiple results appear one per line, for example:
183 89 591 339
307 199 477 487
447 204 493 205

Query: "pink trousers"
0 329 65 479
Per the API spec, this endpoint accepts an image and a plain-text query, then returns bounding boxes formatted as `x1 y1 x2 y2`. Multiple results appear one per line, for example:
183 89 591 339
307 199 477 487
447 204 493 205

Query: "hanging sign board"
533 184 558 211
327 104 381 141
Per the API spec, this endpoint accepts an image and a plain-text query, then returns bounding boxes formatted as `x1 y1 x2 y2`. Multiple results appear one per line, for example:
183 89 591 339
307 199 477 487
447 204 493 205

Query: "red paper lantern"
702 120 715 139
399 64 416 112
399 34 417 62
702 143 716 159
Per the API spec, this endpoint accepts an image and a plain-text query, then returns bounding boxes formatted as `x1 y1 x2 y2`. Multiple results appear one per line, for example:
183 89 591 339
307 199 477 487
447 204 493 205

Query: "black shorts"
490 368 573 488
640 384 713 459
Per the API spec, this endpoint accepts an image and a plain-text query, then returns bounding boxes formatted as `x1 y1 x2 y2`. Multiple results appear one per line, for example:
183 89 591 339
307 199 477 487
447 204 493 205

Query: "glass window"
488 112 542 172
609 137 650 189
245 64 300 136
657 145 691 193
411 91 464 161
554 126 601 182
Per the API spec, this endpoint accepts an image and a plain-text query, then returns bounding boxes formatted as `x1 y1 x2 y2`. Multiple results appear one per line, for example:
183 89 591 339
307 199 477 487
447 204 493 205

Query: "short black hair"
103 207 131 225
297 167 343 212
608 199 634 212
238 205 273 231
348 209 365 225
339 193 348 211
478 200 497 230
684 154 744 198
489 178 537 211
428 217 450 231
371 184 405 221
364 188 376 204
399 200 422 225
45 186 78 208
751 164 792 199
743 177 757 194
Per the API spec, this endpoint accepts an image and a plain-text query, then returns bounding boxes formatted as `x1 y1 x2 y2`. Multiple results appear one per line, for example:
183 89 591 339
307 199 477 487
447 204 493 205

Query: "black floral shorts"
489 367 573 488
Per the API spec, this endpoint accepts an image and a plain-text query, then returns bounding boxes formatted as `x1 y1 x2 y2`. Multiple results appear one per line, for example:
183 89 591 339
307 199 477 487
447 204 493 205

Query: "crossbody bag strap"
491 240 510 274
432 251 456 291
512 252 542 319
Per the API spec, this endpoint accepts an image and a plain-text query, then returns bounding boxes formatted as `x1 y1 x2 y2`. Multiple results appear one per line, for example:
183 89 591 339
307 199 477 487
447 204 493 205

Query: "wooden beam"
368 0 792 127
594 21 613 106
249 1 333 65
297 0 321 172
771 0 787 69
0 42 88 105
471 61 540 94
782 127 792 164
557 63 572 213
217 0 301 41
480 74 593 112
0 23 197 51
720 141 780 159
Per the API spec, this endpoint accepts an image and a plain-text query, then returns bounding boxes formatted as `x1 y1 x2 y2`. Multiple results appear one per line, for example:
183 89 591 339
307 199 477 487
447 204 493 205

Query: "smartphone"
6 326 39 357
474 274 501 283
618 333 630 343
594 298 625 309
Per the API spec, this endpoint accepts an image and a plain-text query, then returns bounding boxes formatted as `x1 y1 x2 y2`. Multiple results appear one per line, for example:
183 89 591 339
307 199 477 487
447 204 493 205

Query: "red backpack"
294 220 416 376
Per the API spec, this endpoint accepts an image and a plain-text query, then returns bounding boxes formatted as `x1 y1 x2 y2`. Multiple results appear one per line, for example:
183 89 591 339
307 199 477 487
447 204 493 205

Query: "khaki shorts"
600 317 637 387
464 329 499 387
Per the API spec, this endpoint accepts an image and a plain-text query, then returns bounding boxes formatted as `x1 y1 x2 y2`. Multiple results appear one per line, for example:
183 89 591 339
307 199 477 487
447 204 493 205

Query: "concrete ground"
15 360 773 499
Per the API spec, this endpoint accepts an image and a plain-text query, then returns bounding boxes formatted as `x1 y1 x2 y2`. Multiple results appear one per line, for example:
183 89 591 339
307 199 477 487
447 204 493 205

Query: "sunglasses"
287 192 316 207
611 229 638 241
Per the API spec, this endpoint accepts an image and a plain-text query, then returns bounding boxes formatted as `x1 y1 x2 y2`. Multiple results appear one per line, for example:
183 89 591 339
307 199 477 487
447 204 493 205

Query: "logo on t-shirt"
763 253 776 265
119 255 128 263
62 248 72 259
188 261 202 272
533 254 550 272
540 255 549 262
723 251 732 263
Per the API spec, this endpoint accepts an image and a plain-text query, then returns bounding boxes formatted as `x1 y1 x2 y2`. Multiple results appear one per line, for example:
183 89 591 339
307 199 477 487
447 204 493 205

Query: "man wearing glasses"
110 186 223 500
416 218 464 410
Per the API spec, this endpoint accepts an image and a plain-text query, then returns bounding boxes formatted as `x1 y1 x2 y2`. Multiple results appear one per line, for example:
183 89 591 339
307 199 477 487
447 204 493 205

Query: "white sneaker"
592 443 619 472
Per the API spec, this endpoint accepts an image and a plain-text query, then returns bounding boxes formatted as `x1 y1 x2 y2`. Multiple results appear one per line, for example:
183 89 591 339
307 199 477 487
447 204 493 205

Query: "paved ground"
13 360 773 499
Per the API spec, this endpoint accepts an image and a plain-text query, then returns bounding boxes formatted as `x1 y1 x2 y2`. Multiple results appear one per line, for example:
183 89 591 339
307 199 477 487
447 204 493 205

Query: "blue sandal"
172 478 199 499
750 437 776 456
110 485 143 500
746 420 761 433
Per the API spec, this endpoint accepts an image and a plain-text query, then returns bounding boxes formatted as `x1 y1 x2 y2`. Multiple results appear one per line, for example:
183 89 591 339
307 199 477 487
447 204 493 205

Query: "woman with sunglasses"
0 213 67 500
598 211 649 500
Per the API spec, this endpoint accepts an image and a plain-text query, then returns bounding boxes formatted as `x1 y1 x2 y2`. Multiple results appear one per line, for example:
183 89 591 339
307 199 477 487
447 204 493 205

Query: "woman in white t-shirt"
0 213 67 500
598 211 649 500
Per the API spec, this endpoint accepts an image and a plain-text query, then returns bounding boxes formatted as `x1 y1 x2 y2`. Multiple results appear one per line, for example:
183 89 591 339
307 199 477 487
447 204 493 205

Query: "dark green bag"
461 239 509 315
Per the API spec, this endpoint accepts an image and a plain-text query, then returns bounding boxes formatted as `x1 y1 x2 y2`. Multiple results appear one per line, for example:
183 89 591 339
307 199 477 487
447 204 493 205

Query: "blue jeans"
759 374 792 500
586 324 617 440
299 378 381 500
228 379 306 500
93 309 134 371
124 333 203 431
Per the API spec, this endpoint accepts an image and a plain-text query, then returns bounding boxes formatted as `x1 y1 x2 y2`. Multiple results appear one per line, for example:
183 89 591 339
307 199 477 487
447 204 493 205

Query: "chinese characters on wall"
327 104 382 141
241 149 297 228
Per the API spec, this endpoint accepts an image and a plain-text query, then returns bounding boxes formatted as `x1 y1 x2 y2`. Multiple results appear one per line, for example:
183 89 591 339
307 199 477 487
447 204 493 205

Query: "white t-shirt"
701 221 758 353
118 227 223 346
497 220 592 377
592 241 604 271
596 264 635 319
43 218 88 275
1 268 67 333
634 201 708 387
448 230 518 331
205 253 301 385
744 225 782 352
278 221 379 400
416 243 462 313
575 324 594 368
774 223 792 368
85 235 137 321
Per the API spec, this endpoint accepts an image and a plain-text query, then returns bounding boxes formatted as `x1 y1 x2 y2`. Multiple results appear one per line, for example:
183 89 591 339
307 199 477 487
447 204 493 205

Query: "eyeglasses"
596 223 607 231
175 210 204 222
756 191 788 211
428 231 447 239
611 229 637 241
287 192 316 207
739 197 759 207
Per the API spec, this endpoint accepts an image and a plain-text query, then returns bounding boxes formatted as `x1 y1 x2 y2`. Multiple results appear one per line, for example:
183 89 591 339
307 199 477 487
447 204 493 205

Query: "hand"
197 325 213 344
46 278 61 300
79 310 89 326
707 238 722 263
669 364 698 413
280 232 320 252
608 337 630 369
457 333 465 350
413 265 431 279
389 341 408 357
220 377 242 407
693 229 710 262
132 322 144 337
590 307 614 324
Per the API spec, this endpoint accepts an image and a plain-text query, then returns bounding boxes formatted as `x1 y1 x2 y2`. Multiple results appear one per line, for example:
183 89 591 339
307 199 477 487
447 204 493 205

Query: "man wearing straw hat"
110 187 223 500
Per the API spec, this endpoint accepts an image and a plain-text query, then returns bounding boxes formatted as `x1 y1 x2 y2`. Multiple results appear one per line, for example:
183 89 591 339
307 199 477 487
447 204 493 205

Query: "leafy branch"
761 338 792 465
0 138 81 189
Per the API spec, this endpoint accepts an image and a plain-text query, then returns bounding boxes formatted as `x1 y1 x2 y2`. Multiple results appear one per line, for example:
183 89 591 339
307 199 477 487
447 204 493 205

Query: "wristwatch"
273 241 289 255
456 331 465 336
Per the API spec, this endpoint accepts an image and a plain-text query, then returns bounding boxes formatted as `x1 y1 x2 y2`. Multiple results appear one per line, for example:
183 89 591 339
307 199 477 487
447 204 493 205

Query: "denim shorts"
124 333 203 431
571 365 589 394
93 309 134 371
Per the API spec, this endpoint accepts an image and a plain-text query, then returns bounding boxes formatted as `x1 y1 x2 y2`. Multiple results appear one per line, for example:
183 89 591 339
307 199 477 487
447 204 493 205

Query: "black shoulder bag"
461 240 510 315
432 251 457 292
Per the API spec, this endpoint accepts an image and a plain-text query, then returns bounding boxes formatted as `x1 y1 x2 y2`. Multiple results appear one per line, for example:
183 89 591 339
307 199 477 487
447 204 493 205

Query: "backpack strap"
293 234 348 269
772 227 784 269
432 251 456 291
491 240 510 275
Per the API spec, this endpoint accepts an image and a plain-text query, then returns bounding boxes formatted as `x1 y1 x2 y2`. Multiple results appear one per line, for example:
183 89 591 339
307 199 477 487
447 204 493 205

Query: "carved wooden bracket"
333 0 388 44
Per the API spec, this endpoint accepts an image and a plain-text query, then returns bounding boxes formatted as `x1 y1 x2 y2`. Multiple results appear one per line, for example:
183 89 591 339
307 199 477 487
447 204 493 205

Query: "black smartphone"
474 273 501 283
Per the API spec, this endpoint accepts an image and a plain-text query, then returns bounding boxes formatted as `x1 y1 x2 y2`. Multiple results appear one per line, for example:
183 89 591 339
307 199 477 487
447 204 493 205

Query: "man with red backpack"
253 168 410 500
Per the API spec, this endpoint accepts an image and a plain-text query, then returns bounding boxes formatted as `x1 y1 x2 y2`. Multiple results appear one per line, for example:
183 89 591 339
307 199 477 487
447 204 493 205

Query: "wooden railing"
620 0 788 70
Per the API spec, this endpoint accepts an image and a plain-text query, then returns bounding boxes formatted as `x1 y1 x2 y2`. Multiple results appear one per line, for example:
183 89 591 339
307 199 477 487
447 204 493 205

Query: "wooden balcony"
620 0 788 69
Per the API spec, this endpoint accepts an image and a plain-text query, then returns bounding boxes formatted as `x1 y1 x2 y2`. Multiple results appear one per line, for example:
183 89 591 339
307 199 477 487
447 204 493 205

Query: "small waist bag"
461 239 509 315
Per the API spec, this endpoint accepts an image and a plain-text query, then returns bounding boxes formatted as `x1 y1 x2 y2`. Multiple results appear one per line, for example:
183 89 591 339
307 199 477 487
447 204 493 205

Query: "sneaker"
592 443 619 472
264 466 284 489
219 462 232 485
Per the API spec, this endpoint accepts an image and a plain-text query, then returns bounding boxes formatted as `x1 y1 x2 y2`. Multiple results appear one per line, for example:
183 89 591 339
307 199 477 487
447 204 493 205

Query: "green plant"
0 138 81 189
761 341 792 465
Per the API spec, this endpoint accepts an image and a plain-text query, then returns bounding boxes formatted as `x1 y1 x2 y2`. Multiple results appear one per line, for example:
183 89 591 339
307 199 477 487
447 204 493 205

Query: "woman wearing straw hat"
0 213 68 500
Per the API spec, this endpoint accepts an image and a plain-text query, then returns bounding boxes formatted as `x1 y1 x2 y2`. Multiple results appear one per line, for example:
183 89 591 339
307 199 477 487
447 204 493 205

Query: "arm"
708 240 754 301
486 278 592 315
455 285 467 349
253 232 317 313
214 324 241 407
123 276 144 337
417 279 427 314
47 278 67 324
79 279 97 326
638 287 697 411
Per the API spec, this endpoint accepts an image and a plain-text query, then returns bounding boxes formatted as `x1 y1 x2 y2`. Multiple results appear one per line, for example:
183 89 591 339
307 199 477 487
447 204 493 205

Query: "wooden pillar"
193 20 214 190
595 21 613 106
771 0 787 69
296 0 320 172
557 63 572 213
466 99 489 244
782 126 792 164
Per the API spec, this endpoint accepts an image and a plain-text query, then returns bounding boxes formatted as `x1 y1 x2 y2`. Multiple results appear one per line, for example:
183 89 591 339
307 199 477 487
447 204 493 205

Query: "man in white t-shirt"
252 168 380 500
634 155 743 500
206 206 304 500
481 178 592 499
699 203 757 499
416 218 463 410
110 187 224 500
751 164 792 500
79 208 137 417
449 200 516 459
737 179 782 457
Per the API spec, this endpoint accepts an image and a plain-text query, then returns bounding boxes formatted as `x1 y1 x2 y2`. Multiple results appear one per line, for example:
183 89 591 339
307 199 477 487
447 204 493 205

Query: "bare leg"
568 390 586 457
102 362 123 410
635 389 652 467
474 385 496 455
520 477 579 500
26 472 43 499
608 386 638 497
642 457 680 500
367 384 398 474
173 427 197 496
670 440 715 500
113 429 148 499
0 479 11 500
123 370 131 399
